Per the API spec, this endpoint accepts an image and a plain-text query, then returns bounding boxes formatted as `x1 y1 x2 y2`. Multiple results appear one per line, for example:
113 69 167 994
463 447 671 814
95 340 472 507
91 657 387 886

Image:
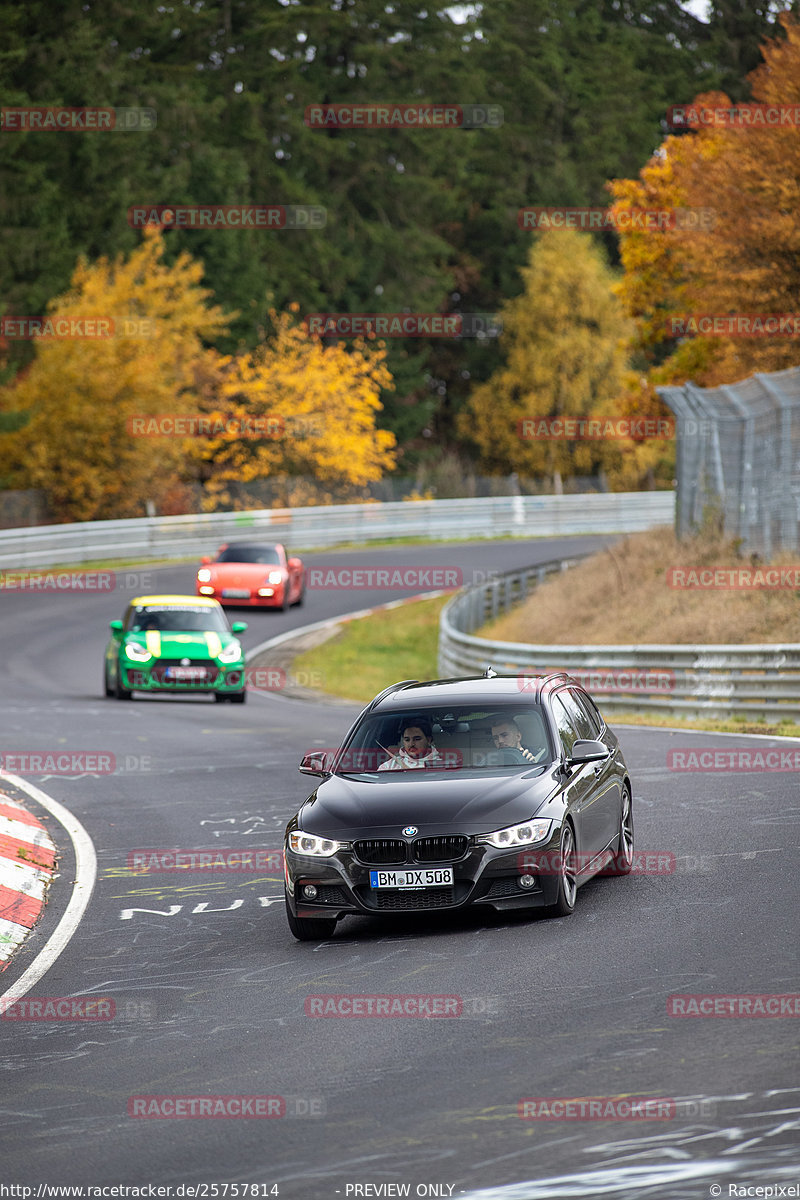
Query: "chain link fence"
658 365 800 557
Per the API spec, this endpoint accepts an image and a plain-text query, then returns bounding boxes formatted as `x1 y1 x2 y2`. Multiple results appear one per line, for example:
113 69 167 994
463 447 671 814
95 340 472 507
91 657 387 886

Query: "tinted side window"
552 696 580 756
558 689 594 741
571 689 603 738
122 605 134 632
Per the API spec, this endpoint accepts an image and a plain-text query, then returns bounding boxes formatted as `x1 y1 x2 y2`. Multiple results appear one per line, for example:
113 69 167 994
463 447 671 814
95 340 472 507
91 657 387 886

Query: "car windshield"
337 703 552 773
215 545 281 565
127 605 230 634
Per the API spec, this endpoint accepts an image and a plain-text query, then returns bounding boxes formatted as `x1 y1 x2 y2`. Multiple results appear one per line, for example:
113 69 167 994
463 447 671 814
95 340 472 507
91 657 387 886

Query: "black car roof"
369 674 577 711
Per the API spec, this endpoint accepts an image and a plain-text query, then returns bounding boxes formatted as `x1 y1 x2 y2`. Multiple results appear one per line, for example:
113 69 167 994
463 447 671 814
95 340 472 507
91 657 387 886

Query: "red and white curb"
0 791 57 971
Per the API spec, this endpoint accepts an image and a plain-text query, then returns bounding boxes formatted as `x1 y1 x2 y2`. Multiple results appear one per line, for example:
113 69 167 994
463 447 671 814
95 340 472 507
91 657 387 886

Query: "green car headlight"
218 641 242 664
125 642 153 663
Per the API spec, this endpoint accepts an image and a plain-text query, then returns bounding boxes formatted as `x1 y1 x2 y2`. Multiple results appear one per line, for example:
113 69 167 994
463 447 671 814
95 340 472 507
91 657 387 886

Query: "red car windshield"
215 545 281 565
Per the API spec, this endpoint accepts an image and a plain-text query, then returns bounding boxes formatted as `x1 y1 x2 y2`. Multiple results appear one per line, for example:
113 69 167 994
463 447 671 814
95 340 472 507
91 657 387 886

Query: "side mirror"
109 619 123 634
569 739 610 766
201 556 211 565
299 751 331 777
231 621 248 633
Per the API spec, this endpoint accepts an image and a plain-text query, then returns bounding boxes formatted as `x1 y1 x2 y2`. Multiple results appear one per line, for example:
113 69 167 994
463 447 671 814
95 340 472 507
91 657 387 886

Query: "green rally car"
104 594 247 702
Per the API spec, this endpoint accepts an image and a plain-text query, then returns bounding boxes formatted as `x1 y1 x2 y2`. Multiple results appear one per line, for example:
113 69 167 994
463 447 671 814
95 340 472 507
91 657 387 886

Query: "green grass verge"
610 711 800 738
290 597 800 738
291 595 448 703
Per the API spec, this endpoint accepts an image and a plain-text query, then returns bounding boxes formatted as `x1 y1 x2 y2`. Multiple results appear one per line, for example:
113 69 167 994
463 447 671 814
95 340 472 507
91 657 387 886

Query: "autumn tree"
1 0 780 462
459 229 636 487
1 230 229 520
187 310 397 510
609 13 800 389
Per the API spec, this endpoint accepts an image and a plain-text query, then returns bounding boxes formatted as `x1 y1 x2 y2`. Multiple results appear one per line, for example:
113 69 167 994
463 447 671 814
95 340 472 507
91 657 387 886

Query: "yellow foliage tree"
187 309 397 510
1 230 230 521
459 228 641 487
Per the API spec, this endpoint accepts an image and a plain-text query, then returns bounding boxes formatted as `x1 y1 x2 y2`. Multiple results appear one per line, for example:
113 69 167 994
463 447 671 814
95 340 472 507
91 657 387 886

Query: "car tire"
229 690 246 704
544 822 577 917
115 670 132 701
294 585 305 607
286 904 337 942
606 785 634 875
103 666 114 697
214 693 228 703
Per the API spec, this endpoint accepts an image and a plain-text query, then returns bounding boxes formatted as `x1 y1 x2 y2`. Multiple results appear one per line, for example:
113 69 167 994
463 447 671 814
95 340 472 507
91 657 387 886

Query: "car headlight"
288 832 343 857
125 642 152 662
267 570 284 585
197 568 212 582
218 640 242 664
477 819 552 849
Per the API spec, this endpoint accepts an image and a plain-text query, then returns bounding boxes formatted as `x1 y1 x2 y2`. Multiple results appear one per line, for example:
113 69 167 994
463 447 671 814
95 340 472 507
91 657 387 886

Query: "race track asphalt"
1 535 797 1199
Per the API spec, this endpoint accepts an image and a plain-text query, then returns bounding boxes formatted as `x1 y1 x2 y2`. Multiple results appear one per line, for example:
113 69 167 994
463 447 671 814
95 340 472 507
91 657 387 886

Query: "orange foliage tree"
609 13 800 389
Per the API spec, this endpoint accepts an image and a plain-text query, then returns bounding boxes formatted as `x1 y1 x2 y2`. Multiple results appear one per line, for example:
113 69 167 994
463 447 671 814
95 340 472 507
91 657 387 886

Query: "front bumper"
284 829 566 920
196 583 287 607
121 662 245 694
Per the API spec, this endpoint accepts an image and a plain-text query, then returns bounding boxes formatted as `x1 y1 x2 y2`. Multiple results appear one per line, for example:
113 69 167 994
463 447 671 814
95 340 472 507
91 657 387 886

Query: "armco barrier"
438 558 800 721
0 492 674 568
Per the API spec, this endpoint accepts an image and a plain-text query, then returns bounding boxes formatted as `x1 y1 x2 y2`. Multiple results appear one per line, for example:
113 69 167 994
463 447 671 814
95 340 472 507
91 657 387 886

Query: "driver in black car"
490 717 547 764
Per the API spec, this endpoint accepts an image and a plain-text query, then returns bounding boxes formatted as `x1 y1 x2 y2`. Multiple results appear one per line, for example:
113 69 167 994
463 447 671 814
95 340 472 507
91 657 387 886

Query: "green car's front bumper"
120 660 245 695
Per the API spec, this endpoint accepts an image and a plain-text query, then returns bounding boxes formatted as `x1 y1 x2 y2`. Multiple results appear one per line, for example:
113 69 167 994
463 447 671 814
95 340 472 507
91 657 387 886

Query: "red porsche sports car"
196 542 305 610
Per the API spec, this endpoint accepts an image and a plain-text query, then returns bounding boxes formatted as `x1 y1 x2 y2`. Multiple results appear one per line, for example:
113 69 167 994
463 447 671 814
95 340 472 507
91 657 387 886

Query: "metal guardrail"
438 557 800 720
0 491 674 568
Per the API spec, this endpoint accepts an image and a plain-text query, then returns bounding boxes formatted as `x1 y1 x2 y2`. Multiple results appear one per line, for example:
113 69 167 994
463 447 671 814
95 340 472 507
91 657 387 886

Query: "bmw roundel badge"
402 826 418 837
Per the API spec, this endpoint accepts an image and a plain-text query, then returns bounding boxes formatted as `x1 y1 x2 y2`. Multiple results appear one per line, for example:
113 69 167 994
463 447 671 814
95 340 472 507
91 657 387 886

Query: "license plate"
165 666 207 680
222 588 250 599
369 867 454 889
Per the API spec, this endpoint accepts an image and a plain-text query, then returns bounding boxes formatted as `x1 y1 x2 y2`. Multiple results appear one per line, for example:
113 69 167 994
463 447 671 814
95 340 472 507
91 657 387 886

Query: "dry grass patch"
481 526 800 646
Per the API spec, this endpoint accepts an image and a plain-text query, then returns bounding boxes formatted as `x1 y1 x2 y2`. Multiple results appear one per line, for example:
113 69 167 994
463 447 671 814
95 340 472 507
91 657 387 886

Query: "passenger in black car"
378 716 444 771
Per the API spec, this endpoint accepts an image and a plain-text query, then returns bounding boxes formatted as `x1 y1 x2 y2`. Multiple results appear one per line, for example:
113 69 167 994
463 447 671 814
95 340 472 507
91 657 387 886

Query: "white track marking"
0 774 97 1004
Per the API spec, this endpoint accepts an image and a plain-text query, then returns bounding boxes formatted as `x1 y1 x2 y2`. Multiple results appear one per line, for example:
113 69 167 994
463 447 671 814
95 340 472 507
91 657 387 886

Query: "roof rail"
538 671 575 690
365 679 420 711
